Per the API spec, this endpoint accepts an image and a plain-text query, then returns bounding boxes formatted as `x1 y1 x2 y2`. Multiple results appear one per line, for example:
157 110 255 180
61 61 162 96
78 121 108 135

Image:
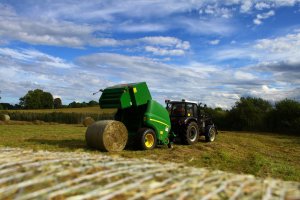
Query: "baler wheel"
85 120 128 152
138 128 157 150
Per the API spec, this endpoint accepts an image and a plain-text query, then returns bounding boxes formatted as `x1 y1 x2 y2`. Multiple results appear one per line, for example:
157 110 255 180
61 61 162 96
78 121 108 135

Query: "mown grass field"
0 124 299 182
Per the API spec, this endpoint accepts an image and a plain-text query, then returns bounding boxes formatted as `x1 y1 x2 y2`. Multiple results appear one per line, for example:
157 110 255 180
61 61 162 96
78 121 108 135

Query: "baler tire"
205 126 217 142
182 122 199 145
138 128 157 150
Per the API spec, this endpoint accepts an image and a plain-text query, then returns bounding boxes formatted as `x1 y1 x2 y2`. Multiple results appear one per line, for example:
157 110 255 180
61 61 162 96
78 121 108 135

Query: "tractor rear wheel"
138 128 157 150
182 122 199 145
205 126 217 142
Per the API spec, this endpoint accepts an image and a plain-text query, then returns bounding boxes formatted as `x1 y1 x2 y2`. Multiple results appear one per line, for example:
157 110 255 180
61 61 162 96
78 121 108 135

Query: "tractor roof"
166 99 198 105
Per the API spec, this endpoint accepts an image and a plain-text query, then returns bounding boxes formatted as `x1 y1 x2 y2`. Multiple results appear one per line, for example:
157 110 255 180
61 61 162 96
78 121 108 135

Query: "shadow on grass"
26 138 87 150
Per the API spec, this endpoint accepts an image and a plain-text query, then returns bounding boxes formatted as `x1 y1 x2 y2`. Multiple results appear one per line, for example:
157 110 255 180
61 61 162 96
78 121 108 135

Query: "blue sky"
0 0 299 108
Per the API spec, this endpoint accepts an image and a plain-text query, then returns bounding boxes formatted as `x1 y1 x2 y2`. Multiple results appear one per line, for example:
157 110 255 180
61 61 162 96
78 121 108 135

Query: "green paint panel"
99 82 152 109
144 100 171 144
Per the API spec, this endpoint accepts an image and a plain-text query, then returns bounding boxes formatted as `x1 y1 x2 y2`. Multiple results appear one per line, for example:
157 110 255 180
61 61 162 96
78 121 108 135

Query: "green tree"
272 99 300 133
19 89 54 109
88 100 98 106
53 98 62 109
228 97 273 131
68 101 81 108
41 92 54 109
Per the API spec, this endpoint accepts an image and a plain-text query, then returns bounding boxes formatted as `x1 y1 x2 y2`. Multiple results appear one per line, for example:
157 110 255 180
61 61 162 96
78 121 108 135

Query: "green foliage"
20 89 54 109
228 97 272 131
207 97 300 134
88 100 98 106
67 100 98 108
53 98 62 109
271 99 300 133
203 107 230 130
68 101 83 108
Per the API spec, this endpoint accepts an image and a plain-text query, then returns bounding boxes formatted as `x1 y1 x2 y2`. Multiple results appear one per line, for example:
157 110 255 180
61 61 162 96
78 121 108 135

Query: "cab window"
193 104 198 117
186 104 194 117
171 103 185 117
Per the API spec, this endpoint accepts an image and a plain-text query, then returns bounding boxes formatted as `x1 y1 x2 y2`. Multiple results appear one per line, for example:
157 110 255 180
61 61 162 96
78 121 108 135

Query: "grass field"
0 124 299 182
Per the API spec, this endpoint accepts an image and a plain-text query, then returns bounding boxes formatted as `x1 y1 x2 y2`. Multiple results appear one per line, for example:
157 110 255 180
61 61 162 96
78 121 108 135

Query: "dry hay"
0 114 10 121
85 120 128 152
82 117 95 127
33 120 46 125
0 147 299 200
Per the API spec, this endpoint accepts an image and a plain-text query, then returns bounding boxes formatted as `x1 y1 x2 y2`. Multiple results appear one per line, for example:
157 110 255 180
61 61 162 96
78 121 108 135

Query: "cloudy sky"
0 0 300 108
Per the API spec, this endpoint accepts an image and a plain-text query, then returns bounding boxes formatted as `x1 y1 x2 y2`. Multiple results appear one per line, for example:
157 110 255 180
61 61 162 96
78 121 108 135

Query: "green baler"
86 82 171 151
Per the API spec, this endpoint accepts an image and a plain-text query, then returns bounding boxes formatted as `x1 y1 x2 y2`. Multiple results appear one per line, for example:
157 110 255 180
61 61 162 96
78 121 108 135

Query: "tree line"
204 97 300 134
0 89 98 110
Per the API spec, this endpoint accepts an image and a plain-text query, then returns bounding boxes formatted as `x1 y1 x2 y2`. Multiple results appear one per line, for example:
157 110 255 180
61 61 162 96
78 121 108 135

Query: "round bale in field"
86 120 128 152
82 117 95 127
0 114 10 121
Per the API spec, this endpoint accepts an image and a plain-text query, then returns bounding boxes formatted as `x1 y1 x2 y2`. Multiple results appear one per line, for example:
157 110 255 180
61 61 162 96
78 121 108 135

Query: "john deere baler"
86 82 171 152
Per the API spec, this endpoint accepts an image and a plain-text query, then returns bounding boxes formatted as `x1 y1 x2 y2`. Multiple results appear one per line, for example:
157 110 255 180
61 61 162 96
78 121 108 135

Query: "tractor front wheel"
182 122 199 145
138 128 157 150
205 126 217 142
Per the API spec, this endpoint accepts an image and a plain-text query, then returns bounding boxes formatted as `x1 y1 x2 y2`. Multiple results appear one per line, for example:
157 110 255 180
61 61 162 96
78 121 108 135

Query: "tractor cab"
166 99 217 144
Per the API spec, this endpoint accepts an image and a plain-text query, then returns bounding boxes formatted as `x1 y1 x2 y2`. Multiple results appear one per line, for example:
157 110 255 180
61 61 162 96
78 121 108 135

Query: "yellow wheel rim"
145 133 154 148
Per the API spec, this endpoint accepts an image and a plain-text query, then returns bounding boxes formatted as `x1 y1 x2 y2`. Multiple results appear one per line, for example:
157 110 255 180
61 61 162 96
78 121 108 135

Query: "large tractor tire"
205 126 217 142
85 120 128 152
182 122 199 145
137 128 157 150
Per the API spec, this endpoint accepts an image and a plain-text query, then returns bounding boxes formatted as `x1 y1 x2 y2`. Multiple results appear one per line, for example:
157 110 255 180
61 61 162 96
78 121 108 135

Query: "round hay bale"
85 120 128 152
0 114 10 121
82 117 95 127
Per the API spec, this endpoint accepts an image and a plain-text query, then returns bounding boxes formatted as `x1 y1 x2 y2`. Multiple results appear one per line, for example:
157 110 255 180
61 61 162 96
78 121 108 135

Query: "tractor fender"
184 117 197 126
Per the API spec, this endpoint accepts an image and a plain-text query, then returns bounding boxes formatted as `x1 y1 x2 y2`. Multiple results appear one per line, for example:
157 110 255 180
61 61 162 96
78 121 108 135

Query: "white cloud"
0 48 74 69
216 32 300 64
209 39 220 45
177 17 234 35
199 5 233 18
253 10 275 25
255 2 272 10
240 0 253 13
254 32 300 63
117 22 168 33
234 71 256 80
145 46 185 56
140 37 190 49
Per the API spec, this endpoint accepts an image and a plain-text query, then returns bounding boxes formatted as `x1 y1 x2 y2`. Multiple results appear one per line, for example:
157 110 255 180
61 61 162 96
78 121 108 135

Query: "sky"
0 0 300 109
